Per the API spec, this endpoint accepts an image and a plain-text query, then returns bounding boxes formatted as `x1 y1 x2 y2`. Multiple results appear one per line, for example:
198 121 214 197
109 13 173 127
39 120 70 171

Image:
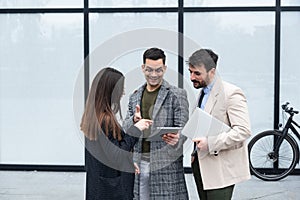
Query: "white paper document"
182 108 231 159
181 107 231 139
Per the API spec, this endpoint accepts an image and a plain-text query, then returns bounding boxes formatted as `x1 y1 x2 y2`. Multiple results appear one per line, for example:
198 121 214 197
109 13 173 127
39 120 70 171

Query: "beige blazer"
196 76 251 190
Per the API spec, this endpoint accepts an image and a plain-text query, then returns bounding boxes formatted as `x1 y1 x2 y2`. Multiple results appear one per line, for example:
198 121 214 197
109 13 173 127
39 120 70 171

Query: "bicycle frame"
291 120 300 136
248 102 300 181
273 116 300 167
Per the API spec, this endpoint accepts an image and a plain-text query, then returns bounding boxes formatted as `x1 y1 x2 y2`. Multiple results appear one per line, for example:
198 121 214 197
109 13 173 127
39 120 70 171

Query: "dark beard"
192 80 206 89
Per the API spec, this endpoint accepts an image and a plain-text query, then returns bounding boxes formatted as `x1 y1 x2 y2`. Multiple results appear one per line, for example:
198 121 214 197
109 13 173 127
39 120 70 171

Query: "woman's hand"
134 119 153 131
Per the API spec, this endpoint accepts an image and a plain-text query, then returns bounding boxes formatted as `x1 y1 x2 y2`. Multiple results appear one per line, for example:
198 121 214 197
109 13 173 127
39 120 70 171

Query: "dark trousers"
191 154 234 200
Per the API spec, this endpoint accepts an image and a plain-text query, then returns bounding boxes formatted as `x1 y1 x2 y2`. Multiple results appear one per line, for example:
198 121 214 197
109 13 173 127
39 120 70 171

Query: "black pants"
191 154 234 200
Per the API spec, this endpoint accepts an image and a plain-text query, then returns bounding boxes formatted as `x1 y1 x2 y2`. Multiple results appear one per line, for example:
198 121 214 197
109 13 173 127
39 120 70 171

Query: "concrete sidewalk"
232 175 299 200
0 171 299 199
186 173 300 200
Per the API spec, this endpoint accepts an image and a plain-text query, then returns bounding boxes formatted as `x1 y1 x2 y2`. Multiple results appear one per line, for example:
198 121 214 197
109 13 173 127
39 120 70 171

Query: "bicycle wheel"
248 130 299 181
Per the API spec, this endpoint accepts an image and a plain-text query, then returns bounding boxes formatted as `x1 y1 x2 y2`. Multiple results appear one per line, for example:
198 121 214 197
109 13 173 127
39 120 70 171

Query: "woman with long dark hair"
81 67 152 200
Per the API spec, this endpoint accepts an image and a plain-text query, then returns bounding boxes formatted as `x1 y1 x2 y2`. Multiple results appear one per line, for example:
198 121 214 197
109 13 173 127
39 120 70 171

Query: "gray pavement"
0 171 299 199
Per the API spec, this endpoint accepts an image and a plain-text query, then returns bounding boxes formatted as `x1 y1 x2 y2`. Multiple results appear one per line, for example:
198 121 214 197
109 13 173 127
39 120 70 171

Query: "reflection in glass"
280 12 300 128
89 12 178 110
281 0 300 6
184 12 275 136
90 0 177 7
0 0 83 8
89 12 178 82
184 0 275 7
0 14 84 164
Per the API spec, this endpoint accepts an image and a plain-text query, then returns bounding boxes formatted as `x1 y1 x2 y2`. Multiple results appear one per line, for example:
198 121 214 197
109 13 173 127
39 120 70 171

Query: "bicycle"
248 102 300 181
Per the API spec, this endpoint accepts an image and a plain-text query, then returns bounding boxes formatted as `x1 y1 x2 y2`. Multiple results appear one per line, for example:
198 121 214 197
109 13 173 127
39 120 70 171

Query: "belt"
141 155 150 162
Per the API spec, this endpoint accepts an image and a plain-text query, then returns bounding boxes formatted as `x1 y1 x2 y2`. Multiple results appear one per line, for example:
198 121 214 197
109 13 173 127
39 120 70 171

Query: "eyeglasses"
143 65 165 74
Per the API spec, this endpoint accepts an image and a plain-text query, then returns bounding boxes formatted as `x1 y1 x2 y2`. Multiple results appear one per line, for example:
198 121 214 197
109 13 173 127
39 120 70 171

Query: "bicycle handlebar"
281 102 289 110
281 102 299 115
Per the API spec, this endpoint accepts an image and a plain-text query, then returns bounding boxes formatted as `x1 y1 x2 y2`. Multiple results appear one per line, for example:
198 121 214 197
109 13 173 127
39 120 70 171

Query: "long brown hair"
80 67 124 141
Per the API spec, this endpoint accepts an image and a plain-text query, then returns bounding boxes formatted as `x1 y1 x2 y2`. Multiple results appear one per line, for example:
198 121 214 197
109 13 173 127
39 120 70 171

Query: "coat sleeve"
123 94 135 132
174 88 189 127
168 88 189 153
207 87 251 154
108 126 141 151
90 126 141 173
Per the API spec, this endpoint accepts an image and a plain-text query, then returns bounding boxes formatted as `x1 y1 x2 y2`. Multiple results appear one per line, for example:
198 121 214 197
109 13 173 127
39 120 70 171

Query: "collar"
142 79 170 90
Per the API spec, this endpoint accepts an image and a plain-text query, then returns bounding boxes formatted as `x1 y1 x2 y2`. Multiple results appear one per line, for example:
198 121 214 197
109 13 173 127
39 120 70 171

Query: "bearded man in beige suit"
188 49 251 200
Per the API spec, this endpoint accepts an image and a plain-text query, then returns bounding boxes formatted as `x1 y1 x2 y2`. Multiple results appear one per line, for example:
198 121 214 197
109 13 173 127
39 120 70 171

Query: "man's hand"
134 163 140 175
133 105 142 123
192 137 208 151
191 156 195 163
162 133 179 146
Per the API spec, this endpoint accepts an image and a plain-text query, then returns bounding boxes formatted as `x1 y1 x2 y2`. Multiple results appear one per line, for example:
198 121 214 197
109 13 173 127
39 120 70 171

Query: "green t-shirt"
141 86 160 154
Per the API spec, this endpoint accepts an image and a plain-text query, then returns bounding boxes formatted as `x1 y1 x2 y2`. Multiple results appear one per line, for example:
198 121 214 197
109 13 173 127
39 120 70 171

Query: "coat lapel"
204 76 222 114
152 80 169 119
135 83 146 104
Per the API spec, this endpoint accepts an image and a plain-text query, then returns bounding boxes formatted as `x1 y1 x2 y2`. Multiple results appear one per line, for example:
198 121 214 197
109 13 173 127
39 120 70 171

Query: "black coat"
85 126 141 200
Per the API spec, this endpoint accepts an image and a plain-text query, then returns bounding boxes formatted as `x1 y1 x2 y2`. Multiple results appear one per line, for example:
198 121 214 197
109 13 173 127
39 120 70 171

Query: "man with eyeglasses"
123 47 189 199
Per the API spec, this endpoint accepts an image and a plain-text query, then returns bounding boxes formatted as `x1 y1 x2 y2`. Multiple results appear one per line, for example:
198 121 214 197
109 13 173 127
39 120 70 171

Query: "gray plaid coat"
123 80 189 199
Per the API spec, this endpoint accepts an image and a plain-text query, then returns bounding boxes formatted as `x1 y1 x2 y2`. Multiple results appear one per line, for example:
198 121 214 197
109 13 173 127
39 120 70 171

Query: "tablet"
146 127 182 141
156 127 182 135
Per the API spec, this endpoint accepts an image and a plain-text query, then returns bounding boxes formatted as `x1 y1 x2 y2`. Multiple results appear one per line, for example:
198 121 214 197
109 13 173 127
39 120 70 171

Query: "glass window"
89 13 178 114
0 0 83 8
184 0 275 7
90 0 178 7
281 0 300 6
0 14 84 165
280 12 300 133
184 12 275 136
